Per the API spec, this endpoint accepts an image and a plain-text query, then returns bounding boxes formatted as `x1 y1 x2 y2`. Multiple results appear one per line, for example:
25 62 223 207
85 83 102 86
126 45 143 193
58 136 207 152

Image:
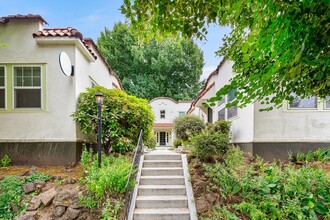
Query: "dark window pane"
208 107 213 123
23 75 32 86
290 95 317 108
15 89 41 108
228 89 237 103
218 96 225 106
0 89 4 108
33 76 41 86
24 67 32 77
0 67 4 86
227 106 237 119
326 97 330 109
33 67 41 76
160 110 165 118
218 108 225 120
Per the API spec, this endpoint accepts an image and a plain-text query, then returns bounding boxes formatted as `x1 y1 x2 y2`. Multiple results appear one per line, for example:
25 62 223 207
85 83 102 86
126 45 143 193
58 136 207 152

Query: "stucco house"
0 14 122 165
188 58 330 160
149 97 191 147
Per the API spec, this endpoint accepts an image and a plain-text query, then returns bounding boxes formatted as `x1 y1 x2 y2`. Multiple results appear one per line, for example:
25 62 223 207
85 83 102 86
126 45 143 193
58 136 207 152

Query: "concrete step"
142 167 183 176
143 160 182 167
136 195 188 208
144 154 182 160
140 176 185 185
138 185 186 196
133 208 190 220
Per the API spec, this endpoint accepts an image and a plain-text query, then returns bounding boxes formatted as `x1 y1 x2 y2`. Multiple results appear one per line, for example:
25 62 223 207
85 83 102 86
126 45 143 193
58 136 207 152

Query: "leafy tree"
97 22 204 101
122 0 330 109
72 86 154 152
174 115 205 141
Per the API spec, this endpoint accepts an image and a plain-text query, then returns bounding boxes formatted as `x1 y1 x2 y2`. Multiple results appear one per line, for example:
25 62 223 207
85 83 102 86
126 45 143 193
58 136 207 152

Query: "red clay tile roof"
153 123 174 128
0 14 48 25
33 28 83 38
32 28 97 60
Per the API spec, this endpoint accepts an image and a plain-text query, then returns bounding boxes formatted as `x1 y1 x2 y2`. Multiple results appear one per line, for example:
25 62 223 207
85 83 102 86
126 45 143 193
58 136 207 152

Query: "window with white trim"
325 97 330 109
218 96 225 106
13 66 42 108
227 88 238 119
179 111 185 117
289 93 317 109
160 110 165 118
0 66 5 109
217 108 225 120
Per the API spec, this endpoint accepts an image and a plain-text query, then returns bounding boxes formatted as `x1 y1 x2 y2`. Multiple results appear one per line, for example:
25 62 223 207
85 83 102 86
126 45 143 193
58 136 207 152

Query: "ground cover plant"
198 147 330 220
0 154 11 167
79 147 134 219
72 86 154 153
0 172 50 219
290 147 330 163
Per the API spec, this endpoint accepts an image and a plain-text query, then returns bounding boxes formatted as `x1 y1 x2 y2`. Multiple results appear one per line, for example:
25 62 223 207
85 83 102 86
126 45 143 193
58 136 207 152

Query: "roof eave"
35 37 96 62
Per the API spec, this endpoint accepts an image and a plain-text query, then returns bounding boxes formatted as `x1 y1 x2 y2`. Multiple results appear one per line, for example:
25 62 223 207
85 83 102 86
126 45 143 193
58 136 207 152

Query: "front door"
159 132 166 146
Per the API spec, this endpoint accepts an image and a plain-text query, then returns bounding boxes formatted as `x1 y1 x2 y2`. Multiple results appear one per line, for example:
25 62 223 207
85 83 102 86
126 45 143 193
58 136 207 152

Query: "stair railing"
124 129 143 220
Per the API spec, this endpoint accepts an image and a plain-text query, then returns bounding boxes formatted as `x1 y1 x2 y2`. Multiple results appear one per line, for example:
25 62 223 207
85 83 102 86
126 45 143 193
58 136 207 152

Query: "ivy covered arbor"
122 0 330 109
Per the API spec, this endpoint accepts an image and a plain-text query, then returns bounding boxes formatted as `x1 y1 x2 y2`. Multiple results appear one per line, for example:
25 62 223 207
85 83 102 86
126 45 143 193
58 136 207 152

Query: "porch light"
95 92 104 105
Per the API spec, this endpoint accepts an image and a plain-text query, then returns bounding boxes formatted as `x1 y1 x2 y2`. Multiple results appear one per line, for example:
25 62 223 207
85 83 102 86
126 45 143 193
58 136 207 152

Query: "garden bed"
188 148 330 220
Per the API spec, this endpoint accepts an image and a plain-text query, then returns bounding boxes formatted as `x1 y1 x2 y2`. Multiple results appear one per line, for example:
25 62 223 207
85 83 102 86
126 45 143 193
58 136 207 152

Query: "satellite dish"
59 52 74 76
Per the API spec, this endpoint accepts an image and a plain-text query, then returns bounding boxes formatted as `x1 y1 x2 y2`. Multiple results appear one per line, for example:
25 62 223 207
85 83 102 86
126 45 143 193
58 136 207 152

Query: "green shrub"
294 147 330 163
0 155 11 167
192 133 229 162
173 138 183 148
0 176 23 219
144 134 156 149
72 86 154 153
24 172 50 183
79 148 133 218
206 119 231 136
204 147 330 220
174 115 205 141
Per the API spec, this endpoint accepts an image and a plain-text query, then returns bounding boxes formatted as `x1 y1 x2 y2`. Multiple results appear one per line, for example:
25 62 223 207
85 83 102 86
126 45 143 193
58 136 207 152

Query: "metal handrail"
124 129 143 219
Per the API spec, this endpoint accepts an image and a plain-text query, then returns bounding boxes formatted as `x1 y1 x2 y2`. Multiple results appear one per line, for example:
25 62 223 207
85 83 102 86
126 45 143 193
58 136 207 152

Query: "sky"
0 0 231 80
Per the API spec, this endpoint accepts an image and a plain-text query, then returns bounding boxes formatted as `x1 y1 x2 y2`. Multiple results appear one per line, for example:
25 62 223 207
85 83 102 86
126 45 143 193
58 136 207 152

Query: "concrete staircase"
132 150 197 220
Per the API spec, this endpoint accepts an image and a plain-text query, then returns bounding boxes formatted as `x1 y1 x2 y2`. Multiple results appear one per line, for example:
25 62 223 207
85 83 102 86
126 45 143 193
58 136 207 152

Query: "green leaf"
243 54 249 62
315 71 323 80
268 183 276 188
242 44 249 54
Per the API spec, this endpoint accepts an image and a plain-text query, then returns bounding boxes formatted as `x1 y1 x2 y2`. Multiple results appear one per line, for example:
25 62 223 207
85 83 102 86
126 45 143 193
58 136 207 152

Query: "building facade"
0 14 122 165
188 59 330 160
149 97 191 147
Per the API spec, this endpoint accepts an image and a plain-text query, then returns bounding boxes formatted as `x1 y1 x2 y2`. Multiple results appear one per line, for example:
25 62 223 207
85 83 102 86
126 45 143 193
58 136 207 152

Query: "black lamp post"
95 92 104 167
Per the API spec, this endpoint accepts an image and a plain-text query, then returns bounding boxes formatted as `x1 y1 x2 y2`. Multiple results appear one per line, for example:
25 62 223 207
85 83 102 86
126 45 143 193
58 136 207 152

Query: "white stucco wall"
214 61 254 143
254 102 330 142
149 98 192 146
150 98 191 124
0 20 78 142
0 18 118 142
192 60 254 143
